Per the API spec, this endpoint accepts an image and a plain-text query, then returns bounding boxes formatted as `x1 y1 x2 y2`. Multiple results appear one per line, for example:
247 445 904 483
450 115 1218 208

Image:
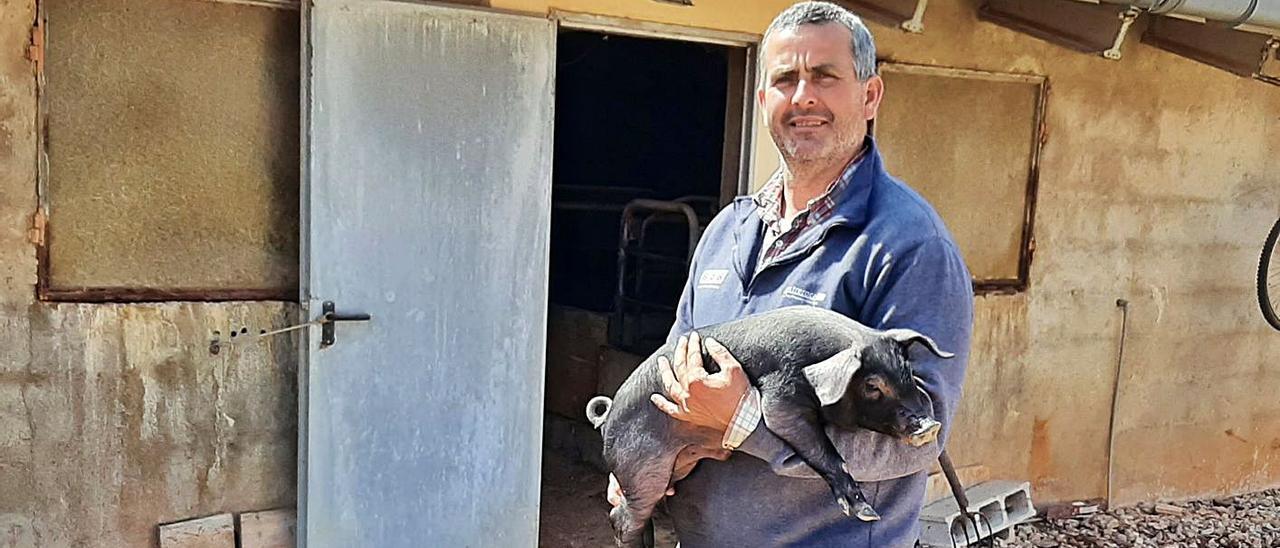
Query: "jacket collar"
730 137 884 277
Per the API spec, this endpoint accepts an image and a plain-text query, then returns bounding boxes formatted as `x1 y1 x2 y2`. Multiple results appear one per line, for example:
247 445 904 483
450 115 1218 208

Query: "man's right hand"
606 445 731 508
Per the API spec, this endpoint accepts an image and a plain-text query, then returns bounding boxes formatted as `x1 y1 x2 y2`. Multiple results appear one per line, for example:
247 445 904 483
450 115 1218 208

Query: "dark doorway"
540 29 750 546
549 30 731 315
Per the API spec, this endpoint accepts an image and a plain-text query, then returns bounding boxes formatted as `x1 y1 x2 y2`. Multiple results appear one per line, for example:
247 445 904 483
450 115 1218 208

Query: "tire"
1260 217 1280 331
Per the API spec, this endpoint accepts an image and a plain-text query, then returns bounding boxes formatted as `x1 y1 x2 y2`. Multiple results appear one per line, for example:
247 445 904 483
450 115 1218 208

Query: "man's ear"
801 348 862 406
882 328 954 359
862 74 885 121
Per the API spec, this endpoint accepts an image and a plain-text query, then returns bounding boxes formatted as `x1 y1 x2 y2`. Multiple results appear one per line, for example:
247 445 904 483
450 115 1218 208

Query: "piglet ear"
801 348 862 407
883 329 954 359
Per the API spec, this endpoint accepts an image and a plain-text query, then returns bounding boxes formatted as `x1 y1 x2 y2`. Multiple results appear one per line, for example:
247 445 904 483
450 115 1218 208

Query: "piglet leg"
609 451 679 547
758 385 880 522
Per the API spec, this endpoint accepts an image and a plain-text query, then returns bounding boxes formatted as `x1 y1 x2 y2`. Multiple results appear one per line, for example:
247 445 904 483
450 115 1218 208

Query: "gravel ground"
542 444 1278 548
1001 489 1280 548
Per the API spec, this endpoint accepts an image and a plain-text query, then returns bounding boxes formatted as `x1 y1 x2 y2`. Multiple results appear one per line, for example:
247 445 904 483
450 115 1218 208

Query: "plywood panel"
875 64 1042 284
158 514 234 548
44 0 300 293
239 509 296 548
545 305 609 419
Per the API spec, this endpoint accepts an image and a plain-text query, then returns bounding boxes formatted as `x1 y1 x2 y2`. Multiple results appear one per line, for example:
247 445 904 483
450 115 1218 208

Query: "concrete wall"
870 2 1280 507
483 0 1280 505
1 1 1278 546
0 2 299 547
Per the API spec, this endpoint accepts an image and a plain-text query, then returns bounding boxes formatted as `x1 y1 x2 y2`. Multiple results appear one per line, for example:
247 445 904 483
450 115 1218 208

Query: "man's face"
757 23 884 167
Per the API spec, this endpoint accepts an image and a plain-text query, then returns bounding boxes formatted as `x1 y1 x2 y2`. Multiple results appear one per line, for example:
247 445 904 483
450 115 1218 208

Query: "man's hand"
606 333 746 510
650 332 750 434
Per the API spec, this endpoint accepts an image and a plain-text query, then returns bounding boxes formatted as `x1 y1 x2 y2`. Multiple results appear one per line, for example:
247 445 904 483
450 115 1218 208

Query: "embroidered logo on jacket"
782 286 828 305
697 269 730 289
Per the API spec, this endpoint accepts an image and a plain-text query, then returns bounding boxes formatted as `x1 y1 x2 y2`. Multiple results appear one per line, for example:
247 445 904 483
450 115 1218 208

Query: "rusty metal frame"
32 0 298 303
32 1 49 302
201 0 299 9
875 62 1047 294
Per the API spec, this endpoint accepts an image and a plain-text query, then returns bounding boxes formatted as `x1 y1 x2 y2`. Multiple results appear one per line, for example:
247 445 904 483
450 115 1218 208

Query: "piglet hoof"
854 502 881 522
837 497 881 522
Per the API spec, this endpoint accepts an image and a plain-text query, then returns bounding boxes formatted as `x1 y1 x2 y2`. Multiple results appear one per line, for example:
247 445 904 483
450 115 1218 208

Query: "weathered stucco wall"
2 2 1278 546
488 0 1280 506
0 1 300 546
2 304 299 547
868 2 1280 507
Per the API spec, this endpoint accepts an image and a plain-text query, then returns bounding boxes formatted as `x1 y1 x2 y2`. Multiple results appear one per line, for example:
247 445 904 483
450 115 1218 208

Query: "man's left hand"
651 331 750 434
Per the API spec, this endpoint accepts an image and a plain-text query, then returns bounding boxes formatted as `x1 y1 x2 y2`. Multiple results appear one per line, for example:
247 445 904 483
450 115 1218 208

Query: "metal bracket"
1258 38 1280 84
26 16 43 76
1103 7 1142 60
27 208 46 247
901 0 929 33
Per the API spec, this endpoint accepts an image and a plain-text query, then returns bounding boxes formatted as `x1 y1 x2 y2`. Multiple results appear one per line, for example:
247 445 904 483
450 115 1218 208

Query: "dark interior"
549 30 731 315
540 30 739 546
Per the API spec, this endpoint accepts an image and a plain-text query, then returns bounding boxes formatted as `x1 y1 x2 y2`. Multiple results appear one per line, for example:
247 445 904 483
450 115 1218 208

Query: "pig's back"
696 305 878 381
599 306 876 466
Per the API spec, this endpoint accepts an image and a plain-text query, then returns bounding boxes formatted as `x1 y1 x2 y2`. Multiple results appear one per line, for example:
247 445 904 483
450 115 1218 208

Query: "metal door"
300 2 555 546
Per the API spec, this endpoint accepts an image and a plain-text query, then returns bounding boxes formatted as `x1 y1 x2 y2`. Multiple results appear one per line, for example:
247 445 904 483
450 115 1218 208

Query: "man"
607 2 974 546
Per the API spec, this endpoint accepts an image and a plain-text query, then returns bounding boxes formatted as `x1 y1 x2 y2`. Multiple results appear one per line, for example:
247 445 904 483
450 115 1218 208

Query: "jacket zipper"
744 222 847 295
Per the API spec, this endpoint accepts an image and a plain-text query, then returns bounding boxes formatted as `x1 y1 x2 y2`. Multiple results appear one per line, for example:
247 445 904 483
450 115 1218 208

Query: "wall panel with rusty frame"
36 0 301 302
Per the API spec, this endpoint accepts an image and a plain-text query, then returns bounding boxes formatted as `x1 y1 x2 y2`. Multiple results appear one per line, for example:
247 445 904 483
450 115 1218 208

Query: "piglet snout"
905 418 941 447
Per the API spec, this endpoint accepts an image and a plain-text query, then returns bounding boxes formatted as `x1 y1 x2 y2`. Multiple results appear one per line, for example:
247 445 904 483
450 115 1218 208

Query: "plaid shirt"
752 150 865 272
722 149 866 450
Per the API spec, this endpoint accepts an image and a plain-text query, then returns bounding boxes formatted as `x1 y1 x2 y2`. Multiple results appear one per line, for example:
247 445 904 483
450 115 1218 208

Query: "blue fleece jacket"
663 138 974 547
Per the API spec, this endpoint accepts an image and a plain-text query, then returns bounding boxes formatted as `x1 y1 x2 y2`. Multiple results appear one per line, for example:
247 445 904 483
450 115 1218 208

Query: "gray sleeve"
738 237 974 482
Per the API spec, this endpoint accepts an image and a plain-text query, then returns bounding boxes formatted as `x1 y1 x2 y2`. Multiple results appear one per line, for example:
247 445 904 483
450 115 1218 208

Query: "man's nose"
791 79 819 107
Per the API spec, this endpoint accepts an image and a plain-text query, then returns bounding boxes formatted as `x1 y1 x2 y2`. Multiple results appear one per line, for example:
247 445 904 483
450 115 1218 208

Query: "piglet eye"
864 381 882 400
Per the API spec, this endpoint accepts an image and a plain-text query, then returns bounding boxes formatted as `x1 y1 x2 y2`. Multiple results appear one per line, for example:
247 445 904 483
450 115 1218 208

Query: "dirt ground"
538 448 678 548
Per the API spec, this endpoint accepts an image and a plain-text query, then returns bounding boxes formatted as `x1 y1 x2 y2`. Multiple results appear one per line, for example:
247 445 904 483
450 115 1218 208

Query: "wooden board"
158 514 234 548
545 305 611 419
239 509 297 548
596 345 645 397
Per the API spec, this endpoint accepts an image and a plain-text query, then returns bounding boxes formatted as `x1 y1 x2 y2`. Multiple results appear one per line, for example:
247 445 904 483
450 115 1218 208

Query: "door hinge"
26 17 43 76
27 208 46 247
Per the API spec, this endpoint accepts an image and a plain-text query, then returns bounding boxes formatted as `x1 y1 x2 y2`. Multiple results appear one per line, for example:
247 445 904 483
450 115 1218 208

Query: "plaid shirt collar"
752 145 867 233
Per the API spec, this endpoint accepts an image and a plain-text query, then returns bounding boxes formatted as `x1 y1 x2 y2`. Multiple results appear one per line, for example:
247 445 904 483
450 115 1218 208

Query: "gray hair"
759 1 878 84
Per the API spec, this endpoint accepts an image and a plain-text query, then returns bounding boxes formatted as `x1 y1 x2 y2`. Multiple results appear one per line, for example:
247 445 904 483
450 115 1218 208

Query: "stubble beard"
772 119 863 177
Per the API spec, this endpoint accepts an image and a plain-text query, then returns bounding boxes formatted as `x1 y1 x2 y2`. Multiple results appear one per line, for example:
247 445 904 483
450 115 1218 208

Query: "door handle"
207 300 372 354
321 300 372 348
